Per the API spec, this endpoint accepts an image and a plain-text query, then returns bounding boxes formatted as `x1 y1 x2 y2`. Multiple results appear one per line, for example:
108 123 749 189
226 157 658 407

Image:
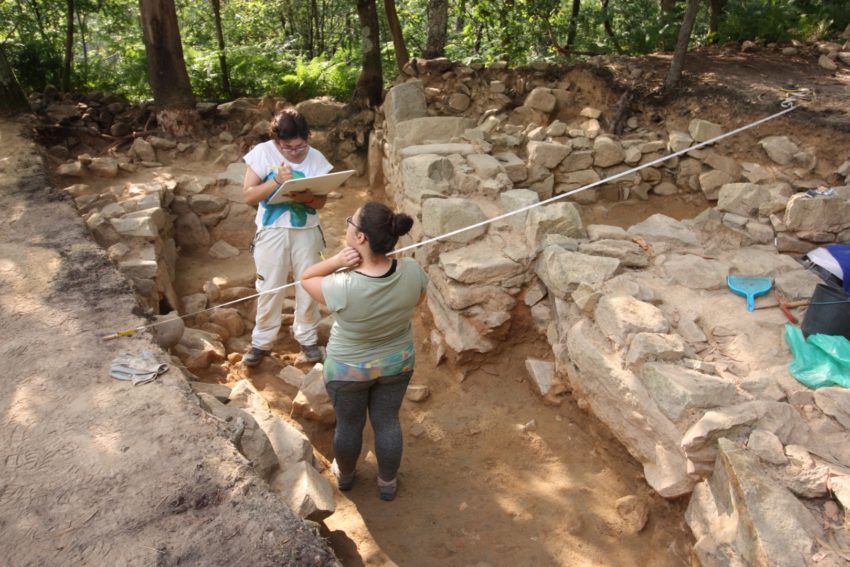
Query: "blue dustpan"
727 275 773 312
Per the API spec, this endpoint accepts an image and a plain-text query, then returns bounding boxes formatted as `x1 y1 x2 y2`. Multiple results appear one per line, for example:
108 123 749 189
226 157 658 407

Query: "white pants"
252 226 324 350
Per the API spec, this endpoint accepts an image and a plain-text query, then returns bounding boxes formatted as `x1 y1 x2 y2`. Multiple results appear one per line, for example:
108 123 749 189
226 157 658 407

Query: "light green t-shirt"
321 258 429 363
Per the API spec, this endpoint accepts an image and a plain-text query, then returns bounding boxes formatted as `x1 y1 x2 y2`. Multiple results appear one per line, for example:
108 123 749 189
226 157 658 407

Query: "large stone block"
535 247 619 299
698 170 734 201
688 119 723 142
566 319 693 497
685 438 822 567
209 203 257 249
500 189 539 229
427 287 497 353
594 295 669 345
524 87 557 112
527 141 571 169
627 214 700 247
422 197 487 244
271 461 335 522
384 80 428 141
593 137 625 168
578 239 649 268
400 154 453 203
295 98 344 128
758 135 800 165
784 193 850 233
466 153 503 179
196 393 278 480
639 363 740 422
394 116 475 156
493 151 527 183
439 239 524 285
681 401 811 472
662 254 727 290
525 202 584 251
716 182 772 217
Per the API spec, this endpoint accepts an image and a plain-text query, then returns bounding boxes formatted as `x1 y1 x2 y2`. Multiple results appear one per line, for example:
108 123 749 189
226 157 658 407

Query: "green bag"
784 324 850 389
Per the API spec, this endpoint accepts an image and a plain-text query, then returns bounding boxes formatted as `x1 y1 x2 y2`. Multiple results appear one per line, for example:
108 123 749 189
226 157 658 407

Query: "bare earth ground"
0 121 338 566
2 47 850 566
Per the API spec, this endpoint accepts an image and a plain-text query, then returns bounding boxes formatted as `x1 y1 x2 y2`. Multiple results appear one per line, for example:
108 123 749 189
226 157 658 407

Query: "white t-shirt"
243 140 332 229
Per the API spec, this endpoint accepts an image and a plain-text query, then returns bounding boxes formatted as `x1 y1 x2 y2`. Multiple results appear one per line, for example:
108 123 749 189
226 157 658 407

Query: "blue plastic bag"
784 324 850 389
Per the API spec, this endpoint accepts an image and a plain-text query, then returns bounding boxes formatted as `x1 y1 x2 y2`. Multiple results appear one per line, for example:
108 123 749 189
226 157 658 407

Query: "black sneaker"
243 347 270 367
301 344 323 363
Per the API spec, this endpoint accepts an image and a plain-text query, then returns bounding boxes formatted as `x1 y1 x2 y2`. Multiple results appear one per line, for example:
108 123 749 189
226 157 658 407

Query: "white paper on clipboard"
267 170 356 204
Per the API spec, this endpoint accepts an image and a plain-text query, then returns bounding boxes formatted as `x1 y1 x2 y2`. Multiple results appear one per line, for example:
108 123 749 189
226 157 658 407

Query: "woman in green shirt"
301 202 429 501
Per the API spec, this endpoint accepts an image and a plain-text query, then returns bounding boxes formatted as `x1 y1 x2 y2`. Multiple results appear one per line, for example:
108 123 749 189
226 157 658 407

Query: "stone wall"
376 66 850 565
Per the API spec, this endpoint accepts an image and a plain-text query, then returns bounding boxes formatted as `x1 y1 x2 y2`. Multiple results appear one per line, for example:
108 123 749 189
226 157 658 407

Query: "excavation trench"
23 49 850 565
167 172 704 566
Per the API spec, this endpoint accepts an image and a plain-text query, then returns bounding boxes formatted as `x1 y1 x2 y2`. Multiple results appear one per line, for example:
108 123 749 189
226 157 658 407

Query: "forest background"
2 0 850 108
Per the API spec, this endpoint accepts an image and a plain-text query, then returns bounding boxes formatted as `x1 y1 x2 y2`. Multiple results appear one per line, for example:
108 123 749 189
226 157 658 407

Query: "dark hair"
358 201 414 254
271 109 310 141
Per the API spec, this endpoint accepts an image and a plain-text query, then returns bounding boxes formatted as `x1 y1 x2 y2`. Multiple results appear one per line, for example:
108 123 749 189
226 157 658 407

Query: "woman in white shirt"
241 109 332 367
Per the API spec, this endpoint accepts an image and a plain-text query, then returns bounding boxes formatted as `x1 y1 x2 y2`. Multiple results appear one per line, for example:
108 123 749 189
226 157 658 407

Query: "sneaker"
331 459 355 491
243 347 270 367
301 344 323 363
377 477 397 501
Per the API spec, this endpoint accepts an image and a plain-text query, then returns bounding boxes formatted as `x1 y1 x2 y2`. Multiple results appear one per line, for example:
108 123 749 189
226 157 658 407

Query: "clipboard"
267 170 356 204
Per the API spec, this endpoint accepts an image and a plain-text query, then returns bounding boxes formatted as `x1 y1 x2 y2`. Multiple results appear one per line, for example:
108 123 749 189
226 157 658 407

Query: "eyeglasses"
346 216 363 231
277 142 308 154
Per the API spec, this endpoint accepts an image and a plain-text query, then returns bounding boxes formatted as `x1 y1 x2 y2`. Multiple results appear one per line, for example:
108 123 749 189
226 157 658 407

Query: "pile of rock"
374 74 850 564
738 36 850 70
43 93 372 179
191 378 336 522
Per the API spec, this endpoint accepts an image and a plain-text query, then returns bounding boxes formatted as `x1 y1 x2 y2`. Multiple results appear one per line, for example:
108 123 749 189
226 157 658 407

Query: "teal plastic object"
784 324 850 389
727 275 773 312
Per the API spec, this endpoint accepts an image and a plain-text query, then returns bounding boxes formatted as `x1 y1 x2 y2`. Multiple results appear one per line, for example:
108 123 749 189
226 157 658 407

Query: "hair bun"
391 213 414 237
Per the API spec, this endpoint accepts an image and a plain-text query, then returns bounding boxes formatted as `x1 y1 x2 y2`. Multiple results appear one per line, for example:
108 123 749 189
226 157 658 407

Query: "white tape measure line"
103 103 799 339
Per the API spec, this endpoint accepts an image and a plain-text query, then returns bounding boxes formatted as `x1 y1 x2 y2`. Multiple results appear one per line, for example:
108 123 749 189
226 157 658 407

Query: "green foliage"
796 0 850 39
2 0 848 102
82 44 151 99
277 54 359 103
718 0 801 42
6 40 63 91
609 0 691 54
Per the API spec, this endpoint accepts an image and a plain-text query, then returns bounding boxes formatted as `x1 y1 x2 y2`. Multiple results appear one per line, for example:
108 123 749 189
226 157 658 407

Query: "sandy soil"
3 45 850 566
0 119 338 566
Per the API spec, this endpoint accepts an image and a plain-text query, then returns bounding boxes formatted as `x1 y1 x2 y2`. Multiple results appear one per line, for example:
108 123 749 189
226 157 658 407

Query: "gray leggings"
325 371 412 482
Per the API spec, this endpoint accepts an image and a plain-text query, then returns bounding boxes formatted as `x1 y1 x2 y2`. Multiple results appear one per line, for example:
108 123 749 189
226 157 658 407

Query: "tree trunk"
61 0 74 91
500 0 514 61
311 0 321 55
352 0 382 108
708 0 726 35
139 0 198 135
601 0 622 54
665 0 700 92
423 0 448 59
567 0 581 49
455 0 465 32
209 0 231 97
77 11 89 84
384 0 409 73
0 44 30 115
306 0 315 57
